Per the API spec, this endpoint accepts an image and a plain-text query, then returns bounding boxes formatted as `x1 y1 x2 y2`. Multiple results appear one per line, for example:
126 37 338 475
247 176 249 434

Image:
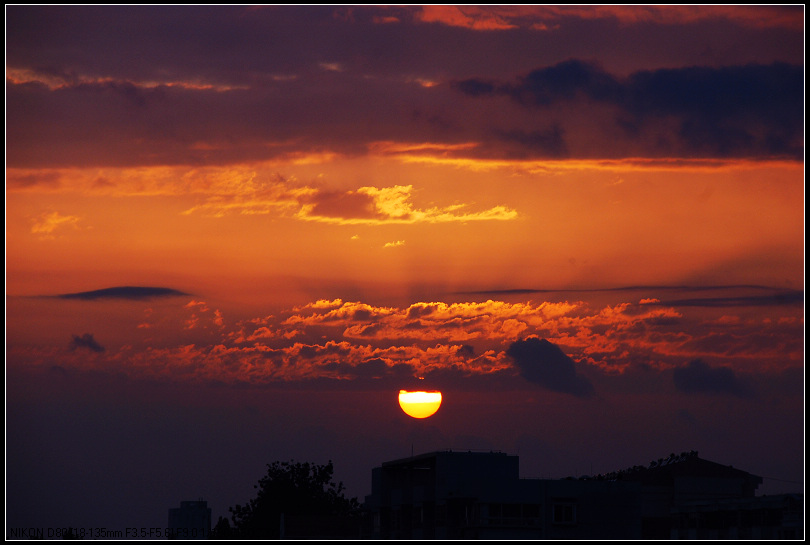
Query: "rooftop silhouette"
361 449 801 540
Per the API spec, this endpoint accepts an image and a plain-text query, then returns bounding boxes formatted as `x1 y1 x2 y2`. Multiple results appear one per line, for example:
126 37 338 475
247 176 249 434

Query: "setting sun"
5 6 803 535
398 390 443 419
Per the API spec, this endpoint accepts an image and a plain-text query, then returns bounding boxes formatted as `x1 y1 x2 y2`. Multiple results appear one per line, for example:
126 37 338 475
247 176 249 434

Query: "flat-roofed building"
168 500 211 540
363 450 641 539
363 449 785 540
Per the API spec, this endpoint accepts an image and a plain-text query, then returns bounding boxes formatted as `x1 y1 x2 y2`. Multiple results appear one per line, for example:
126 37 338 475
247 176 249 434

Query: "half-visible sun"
398 390 442 419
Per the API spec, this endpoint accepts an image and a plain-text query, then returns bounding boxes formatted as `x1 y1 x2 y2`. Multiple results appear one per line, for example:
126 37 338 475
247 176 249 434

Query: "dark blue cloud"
69 333 105 353
56 286 189 300
457 285 803 308
507 59 621 106
672 359 751 397
641 290 803 308
455 60 804 159
456 344 476 358
506 337 594 398
452 78 498 97
625 63 803 158
494 125 568 158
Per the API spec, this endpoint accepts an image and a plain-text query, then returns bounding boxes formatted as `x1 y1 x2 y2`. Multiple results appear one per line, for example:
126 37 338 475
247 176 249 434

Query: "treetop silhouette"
214 460 360 539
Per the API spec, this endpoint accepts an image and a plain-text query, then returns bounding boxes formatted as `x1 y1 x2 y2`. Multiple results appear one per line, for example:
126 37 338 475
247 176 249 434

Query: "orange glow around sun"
398 390 443 419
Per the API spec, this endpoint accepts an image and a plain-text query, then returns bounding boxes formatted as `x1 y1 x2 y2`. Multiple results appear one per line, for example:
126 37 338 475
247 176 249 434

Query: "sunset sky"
6 5 804 534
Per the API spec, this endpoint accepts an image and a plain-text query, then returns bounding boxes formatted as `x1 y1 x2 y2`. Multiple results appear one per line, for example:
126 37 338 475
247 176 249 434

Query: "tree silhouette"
215 460 360 539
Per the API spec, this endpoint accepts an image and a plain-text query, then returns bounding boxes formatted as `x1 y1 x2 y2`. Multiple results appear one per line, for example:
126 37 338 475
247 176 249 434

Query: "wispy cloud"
185 178 518 224
6 67 248 92
639 291 804 307
31 211 81 238
183 300 225 331
7 171 62 190
299 184 516 225
408 5 803 31
415 5 519 31
181 173 315 217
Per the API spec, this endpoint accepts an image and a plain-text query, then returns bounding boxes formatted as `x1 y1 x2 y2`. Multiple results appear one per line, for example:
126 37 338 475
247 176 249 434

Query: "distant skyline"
6 5 804 535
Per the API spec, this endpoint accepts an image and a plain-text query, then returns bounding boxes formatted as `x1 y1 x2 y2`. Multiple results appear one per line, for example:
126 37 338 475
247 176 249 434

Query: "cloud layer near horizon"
8 287 802 399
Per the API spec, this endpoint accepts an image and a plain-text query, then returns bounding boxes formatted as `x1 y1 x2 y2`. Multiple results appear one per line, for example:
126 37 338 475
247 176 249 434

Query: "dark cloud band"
56 286 189 300
454 60 803 160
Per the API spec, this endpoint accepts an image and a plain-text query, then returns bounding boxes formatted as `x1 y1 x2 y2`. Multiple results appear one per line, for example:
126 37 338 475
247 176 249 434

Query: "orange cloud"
296 184 517 225
20 164 511 224
10 338 506 385
183 300 226 331
182 173 314 217
550 5 803 30
5 67 248 92
416 5 518 30
30 211 82 238
8 291 801 386
409 5 802 31
372 15 400 24
282 299 589 344
368 141 481 155
378 150 800 175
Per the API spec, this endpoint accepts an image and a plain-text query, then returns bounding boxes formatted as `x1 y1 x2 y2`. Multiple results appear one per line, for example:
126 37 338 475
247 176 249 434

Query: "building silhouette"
168 500 211 540
671 494 803 540
362 450 803 540
605 451 763 538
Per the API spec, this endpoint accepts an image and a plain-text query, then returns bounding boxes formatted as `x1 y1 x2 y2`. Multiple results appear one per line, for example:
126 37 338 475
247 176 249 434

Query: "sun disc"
398 390 442 419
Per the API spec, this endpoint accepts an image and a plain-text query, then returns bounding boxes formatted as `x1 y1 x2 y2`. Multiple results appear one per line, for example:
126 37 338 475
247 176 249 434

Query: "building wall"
168 500 211 540
364 450 785 540
671 494 804 540
541 479 642 540
365 451 641 540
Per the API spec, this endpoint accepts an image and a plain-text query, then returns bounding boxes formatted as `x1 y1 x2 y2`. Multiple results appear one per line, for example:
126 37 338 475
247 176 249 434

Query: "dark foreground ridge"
55 286 189 300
